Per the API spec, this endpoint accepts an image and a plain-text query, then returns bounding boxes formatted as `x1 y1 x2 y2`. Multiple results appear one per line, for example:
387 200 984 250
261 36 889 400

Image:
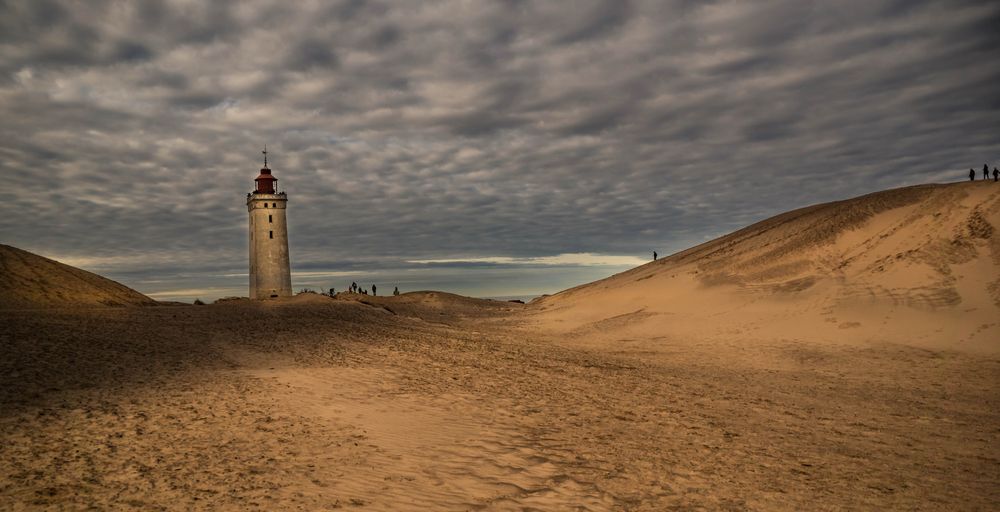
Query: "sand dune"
533 182 1000 353
0 244 155 309
2 184 999 509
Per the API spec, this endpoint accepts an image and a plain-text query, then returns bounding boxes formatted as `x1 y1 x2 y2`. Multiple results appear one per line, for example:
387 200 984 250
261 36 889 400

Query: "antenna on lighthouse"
262 145 268 168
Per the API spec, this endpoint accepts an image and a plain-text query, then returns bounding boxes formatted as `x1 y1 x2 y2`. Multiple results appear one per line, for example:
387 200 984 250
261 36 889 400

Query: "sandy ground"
2 294 998 510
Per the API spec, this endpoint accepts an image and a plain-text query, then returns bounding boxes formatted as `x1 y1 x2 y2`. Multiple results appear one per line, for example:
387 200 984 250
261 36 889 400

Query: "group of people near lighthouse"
970 163 999 181
336 282 400 297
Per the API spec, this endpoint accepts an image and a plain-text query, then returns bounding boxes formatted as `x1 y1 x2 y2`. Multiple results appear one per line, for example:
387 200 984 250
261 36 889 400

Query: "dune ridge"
535 182 1000 352
0 244 156 309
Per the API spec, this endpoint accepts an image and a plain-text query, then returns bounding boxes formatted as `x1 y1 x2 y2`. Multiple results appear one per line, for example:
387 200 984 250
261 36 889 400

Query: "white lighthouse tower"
247 147 292 299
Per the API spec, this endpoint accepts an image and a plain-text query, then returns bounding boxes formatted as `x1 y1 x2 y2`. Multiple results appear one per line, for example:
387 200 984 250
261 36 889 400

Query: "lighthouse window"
268 214 272 223
269 231 273 239
272 203 276 207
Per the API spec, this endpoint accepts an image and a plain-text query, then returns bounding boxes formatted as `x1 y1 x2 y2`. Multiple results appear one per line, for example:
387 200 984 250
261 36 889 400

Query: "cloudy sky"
1 0 998 301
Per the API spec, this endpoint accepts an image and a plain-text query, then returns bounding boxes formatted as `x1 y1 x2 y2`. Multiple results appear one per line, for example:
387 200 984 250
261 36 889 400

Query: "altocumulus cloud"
0 0 998 301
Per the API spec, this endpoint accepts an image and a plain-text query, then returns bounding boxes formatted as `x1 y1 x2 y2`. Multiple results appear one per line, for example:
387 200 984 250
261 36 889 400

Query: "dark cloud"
1 0 998 301
113 40 154 62
369 25 401 49
135 69 189 90
553 0 633 45
743 115 801 142
166 92 229 110
288 39 340 71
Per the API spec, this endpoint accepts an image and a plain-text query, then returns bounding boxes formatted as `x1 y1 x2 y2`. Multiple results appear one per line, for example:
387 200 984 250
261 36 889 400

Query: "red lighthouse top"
254 146 277 194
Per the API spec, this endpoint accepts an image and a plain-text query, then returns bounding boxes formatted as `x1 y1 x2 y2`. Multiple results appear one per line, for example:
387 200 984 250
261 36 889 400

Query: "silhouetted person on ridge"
994 167 998 182
985 164 990 180
653 251 657 261
394 286 400 296
372 284 377 296
970 168 976 181
329 287 335 297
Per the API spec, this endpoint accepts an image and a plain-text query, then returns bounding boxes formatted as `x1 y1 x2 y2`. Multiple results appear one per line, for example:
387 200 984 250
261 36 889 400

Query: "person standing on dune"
653 251 658 261
993 167 998 182
985 164 990 180
970 168 976 181
372 284 377 296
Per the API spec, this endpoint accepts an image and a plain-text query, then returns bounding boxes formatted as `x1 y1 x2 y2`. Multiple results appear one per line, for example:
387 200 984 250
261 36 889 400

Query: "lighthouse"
247 147 292 299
